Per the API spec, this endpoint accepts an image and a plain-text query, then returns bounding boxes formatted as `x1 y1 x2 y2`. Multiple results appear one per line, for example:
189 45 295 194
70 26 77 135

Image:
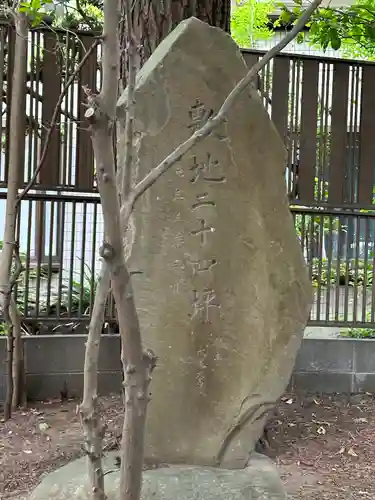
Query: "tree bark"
120 0 231 83
80 261 111 500
11 298 26 408
0 12 28 420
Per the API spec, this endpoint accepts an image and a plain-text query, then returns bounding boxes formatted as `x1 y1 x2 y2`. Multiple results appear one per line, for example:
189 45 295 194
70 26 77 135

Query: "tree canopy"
12 0 375 59
231 0 274 47
277 0 375 60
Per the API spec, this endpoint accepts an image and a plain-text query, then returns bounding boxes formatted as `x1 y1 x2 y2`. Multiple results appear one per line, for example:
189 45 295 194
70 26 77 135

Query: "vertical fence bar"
317 62 326 202
56 200 66 320
334 217 343 322
316 214 324 322
298 60 319 204
293 60 302 201
23 199 33 320
25 31 36 184
79 202 88 317
46 200 55 315
353 215 361 323
67 33 77 187
362 216 370 323
39 31 61 187
343 215 351 323
352 66 361 203
32 31 42 188
4 26 15 183
271 57 289 142
60 33 70 186
321 63 332 203
14 199 22 312
325 216 333 322
358 65 375 205
34 201 44 318
300 213 307 262
68 202 76 315
242 52 259 71
90 203 98 314
329 63 349 205
287 59 297 198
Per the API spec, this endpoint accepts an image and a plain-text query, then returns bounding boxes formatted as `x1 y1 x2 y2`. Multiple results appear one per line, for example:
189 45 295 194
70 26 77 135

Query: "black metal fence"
1 24 375 332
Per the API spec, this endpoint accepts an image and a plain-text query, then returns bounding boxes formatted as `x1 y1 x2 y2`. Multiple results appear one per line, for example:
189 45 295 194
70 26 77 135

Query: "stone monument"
117 17 311 468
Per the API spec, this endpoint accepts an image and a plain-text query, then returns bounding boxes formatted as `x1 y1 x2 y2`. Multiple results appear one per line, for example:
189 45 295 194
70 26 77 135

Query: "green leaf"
279 8 292 24
296 32 305 44
329 28 342 49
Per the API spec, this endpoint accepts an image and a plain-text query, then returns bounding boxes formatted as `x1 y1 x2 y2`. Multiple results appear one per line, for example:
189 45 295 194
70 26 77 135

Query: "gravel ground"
1 392 375 499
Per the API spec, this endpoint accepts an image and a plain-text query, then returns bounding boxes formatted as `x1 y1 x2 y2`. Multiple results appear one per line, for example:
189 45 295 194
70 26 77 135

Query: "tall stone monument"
117 17 311 468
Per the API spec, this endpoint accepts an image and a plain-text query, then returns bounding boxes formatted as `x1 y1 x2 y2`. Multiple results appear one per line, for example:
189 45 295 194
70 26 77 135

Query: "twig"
16 37 101 205
121 0 137 199
132 0 322 204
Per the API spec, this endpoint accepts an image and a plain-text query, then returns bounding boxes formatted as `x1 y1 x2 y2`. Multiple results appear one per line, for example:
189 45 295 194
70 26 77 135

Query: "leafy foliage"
311 258 374 288
18 0 68 26
63 262 101 315
54 1 103 30
231 0 274 48
0 239 101 336
341 310 375 337
342 326 375 338
16 0 103 30
276 0 375 60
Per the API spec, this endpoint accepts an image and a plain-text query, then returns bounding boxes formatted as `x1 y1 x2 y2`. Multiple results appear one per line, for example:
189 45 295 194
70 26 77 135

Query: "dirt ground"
1 392 375 500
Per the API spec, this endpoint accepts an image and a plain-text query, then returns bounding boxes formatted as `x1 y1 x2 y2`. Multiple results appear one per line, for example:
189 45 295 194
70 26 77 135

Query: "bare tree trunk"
4 324 14 421
80 262 111 500
0 12 28 420
11 298 26 408
119 0 231 82
85 3 157 499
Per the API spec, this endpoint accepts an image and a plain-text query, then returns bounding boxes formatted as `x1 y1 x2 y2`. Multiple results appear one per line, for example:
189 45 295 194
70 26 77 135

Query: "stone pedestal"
30 452 287 500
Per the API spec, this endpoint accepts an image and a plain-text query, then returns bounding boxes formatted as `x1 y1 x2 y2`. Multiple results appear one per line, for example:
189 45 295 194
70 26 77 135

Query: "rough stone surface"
30 452 287 500
117 17 311 467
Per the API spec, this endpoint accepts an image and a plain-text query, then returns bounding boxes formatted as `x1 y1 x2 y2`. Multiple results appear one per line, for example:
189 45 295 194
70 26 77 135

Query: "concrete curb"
1 335 375 401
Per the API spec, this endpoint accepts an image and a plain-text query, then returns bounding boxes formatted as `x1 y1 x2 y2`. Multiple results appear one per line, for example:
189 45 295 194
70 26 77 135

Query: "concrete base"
292 337 375 393
2 332 375 401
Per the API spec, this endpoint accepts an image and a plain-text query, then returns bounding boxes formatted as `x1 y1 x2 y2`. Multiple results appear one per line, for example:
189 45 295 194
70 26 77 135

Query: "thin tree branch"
86 3 158 500
1 6 28 421
132 0 322 204
100 2 119 118
121 0 137 199
80 2 121 499
16 37 100 205
79 258 111 500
